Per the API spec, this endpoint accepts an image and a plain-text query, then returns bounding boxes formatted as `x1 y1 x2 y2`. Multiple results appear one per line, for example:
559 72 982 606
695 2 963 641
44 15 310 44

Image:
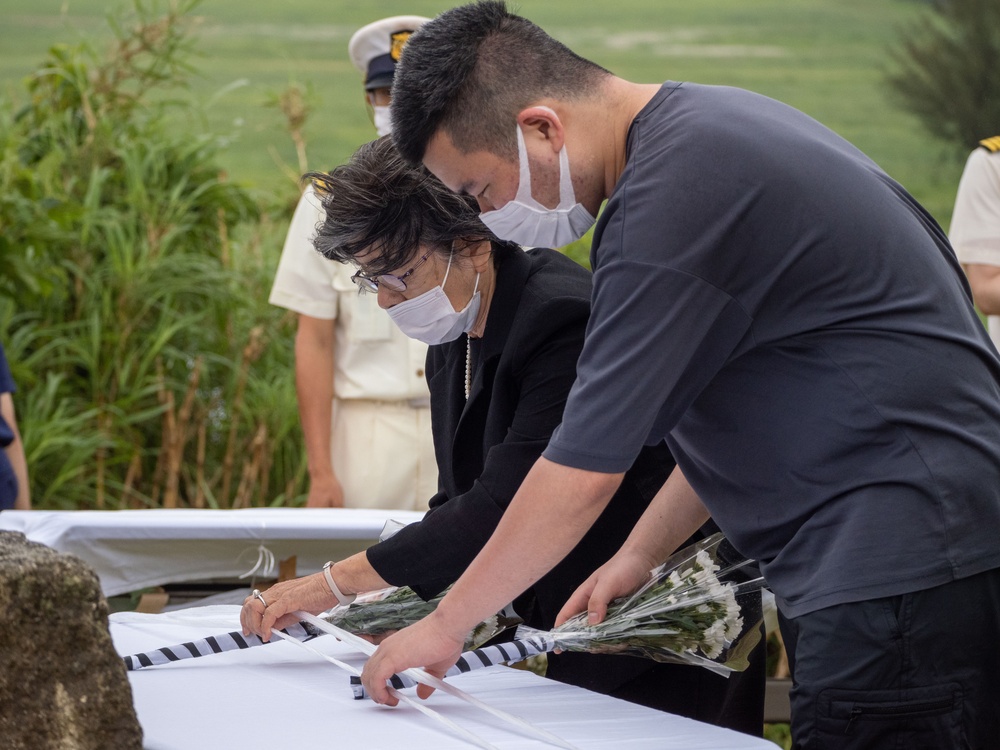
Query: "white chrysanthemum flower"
701 618 727 659
726 613 745 643
544 534 762 675
723 588 744 642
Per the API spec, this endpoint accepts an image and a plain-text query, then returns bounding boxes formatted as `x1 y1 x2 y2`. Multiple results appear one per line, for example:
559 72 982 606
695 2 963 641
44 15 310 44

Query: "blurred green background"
0 0 968 224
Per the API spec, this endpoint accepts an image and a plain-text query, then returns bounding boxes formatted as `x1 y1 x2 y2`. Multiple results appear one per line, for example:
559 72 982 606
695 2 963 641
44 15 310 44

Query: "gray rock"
0 530 143 749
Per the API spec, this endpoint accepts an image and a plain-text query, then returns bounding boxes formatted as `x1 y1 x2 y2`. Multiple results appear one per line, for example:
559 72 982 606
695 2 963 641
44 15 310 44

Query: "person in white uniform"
951 135 1000 350
269 16 435 510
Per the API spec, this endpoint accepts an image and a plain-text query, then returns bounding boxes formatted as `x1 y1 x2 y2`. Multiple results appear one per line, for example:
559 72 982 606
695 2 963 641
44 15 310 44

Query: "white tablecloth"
110 607 776 750
0 508 423 595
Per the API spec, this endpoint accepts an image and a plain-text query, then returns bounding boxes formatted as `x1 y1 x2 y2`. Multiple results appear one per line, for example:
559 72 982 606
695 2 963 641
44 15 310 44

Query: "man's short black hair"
309 136 517 276
390 0 610 165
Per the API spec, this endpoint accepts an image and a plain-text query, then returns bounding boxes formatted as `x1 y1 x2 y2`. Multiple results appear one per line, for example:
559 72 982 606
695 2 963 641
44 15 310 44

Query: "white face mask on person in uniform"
387 251 481 345
373 105 393 138
479 108 596 248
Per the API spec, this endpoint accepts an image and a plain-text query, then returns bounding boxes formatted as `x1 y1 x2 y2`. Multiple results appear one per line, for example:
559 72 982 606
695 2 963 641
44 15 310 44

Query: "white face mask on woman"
479 108 596 248
373 105 393 138
386 251 481 345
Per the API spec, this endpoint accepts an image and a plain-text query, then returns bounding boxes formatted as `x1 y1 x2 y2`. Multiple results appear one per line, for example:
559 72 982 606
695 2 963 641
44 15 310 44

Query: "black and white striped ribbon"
349 634 556 699
122 621 319 671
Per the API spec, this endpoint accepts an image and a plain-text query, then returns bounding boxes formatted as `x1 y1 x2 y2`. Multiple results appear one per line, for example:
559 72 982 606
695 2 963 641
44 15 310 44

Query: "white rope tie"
237 543 276 580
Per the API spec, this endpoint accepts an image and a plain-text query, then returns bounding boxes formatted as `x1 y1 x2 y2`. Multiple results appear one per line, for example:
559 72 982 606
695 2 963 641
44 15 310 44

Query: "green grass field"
0 0 969 226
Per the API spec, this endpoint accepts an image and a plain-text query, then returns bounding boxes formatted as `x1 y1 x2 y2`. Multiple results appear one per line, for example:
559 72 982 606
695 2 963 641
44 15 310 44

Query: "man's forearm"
9 442 29 510
618 463 710 569
964 262 1000 316
294 316 336 478
434 457 624 636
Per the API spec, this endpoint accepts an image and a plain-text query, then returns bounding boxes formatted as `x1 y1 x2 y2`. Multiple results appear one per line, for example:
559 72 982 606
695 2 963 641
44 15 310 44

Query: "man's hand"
557 464 710 627
361 612 467 705
306 474 345 508
555 549 656 627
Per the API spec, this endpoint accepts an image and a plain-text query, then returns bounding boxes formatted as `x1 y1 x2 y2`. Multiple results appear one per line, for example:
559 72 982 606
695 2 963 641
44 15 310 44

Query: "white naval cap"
348 15 430 91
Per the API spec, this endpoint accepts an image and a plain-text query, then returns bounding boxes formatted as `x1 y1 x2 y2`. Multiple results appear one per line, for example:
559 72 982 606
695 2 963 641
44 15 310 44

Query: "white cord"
295 611 579 750
271 628 499 750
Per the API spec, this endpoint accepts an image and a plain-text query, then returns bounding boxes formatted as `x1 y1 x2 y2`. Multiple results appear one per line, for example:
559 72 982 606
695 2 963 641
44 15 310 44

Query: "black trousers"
779 567 1000 750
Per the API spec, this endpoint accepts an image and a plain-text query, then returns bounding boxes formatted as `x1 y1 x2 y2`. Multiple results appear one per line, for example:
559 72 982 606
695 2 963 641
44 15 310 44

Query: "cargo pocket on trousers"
815 683 965 750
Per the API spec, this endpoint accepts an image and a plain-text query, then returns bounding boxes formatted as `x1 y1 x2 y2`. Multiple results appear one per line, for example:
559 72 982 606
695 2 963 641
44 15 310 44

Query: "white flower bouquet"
353 533 766 698
525 532 764 674
331 584 517 649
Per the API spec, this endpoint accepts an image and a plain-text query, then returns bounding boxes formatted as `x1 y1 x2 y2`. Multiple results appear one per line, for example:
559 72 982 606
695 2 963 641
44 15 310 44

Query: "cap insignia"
390 30 413 62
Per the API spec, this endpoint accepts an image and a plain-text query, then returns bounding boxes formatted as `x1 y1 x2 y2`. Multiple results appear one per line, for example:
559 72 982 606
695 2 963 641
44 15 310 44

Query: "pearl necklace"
465 334 472 400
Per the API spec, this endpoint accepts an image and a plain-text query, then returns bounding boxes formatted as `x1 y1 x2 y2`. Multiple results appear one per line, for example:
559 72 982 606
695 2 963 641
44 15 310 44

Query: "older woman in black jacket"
241 137 763 734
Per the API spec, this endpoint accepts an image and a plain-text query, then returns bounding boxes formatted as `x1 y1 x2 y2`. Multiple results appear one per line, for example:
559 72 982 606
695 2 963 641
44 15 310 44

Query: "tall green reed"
0 0 306 510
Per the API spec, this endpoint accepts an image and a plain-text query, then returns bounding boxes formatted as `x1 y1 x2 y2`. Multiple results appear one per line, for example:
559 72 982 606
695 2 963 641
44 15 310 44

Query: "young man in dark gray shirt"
362 4 1000 747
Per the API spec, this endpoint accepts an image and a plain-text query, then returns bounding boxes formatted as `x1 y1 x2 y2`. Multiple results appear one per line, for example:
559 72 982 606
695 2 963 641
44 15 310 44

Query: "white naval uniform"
269 187 436 510
951 142 1000 350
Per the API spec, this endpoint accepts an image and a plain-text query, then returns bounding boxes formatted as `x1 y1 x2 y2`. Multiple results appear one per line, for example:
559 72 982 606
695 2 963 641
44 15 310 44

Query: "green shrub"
0 0 305 509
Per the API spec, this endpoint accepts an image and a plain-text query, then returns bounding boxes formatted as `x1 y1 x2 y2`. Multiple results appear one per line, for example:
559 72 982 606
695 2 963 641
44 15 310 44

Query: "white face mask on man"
386 251 481 345
479 108 596 248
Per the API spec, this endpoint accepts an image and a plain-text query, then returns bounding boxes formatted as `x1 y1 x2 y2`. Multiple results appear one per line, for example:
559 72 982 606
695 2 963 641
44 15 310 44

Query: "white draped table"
0 508 423 595
111 607 776 750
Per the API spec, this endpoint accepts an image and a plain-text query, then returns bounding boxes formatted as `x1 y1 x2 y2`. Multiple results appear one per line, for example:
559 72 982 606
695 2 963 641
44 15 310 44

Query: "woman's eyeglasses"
350 250 432 293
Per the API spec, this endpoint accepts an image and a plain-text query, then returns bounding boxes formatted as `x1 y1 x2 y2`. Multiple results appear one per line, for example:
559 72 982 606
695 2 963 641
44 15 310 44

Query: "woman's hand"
240 573 337 641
